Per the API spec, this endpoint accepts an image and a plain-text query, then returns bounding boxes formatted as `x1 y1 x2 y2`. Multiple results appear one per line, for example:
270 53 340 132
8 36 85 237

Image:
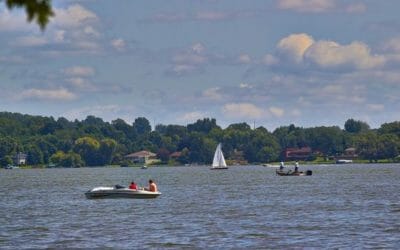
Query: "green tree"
26 144 44 165
355 132 379 162
133 117 151 135
177 147 190 164
244 128 280 163
73 136 100 166
50 151 83 168
187 118 220 134
305 126 344 156
157 148 170 163
344 118 370 133
0 155 13 167
378 121 400 137
376 134 399 160
98 139 117 165
0 137 18 158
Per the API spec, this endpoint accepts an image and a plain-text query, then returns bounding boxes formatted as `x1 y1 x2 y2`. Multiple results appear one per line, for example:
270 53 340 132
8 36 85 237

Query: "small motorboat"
4 164 19 169
276 169 312 176
85 186 161 199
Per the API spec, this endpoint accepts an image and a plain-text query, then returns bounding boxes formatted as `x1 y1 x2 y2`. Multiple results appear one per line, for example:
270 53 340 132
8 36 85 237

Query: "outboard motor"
306 170 313 176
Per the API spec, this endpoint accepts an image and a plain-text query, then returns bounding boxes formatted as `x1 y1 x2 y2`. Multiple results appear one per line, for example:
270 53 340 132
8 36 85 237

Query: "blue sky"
1 0 400 130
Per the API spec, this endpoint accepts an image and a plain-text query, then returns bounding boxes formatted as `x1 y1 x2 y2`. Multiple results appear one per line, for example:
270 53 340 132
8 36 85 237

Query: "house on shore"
335 147 358 163
170 151 182 160
283 147 312 161
13 152 27 165
125 150 158 164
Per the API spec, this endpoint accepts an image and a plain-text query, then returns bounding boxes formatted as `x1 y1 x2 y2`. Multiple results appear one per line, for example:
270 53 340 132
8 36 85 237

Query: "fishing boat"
210 143 228 170
85 186 161 199
336 159 353 164
276 169 312 176
4 164 19 169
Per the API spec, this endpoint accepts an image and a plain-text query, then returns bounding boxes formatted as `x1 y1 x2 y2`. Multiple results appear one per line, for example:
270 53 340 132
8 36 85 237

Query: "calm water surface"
1 164 400 249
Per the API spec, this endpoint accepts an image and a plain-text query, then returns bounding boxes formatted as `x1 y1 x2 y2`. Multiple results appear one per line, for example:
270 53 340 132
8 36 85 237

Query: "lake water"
1 164 400 249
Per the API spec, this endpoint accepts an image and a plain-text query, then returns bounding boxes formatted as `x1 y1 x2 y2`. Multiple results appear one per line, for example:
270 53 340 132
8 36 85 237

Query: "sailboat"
210 143 228 170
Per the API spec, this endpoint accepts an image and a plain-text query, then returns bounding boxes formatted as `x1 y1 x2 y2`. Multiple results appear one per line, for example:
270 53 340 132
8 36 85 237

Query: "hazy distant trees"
0 112 400 167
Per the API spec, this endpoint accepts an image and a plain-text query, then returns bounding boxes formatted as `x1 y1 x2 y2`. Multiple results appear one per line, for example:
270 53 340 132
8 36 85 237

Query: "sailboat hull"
210 167 229 170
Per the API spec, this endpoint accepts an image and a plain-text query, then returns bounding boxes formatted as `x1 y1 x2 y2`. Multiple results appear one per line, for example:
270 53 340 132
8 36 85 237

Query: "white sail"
211 143 227 169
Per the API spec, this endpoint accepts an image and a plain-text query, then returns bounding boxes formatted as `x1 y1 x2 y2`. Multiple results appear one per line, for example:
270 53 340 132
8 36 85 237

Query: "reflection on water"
1 164 400 249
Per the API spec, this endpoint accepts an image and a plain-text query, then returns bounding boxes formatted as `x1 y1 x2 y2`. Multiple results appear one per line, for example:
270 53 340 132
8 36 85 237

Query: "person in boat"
129 181 138 190
294 161 299 173
279 161 284 170
145 179 158 192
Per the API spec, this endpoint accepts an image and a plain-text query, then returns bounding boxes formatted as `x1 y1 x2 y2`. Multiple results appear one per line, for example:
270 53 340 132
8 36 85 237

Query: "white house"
125 150 157 164
13 152 27 165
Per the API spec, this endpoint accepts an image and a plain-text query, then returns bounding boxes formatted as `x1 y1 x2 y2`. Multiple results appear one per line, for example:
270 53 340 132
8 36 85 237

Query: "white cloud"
148 13 187 22
277 0 335 13
147 10 257 23
203 87 223 101
64 66 95 77
239 83 253 89
173 54 207 65
66 77 97 91
83 26 100 37
222 103 263 119
0 55 28 63
304 40 385 69
345 3 367 13
237 54 251 64
111 38 126 51
274 33 384 70
20 88 76 101
367 104 384 112
54 30 66 42
320 84 343 95
277 33 314 63
168 43 209 75
269 107 285 117
291 109 302 117
170 64 199 75
63 104 124 121
177 111 208 123
73 41 101 51
383 37 400 52
14 35 47 47
0 9 36 32
196 11 229 21
53 4 98 28
262 54 279 65
192 43 205 54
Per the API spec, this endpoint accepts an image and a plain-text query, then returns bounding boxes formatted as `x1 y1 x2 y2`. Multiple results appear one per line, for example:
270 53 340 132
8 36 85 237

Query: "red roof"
170 151 182 158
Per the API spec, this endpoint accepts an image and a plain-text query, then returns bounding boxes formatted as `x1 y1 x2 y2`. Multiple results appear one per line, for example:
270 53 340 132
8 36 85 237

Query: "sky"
1 0 400 131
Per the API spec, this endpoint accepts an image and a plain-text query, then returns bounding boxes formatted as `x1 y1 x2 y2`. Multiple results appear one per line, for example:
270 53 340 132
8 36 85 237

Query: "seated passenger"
146 179 157 192
129 181 137 190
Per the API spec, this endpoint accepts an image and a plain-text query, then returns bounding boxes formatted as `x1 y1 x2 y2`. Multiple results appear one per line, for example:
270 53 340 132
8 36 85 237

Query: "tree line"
0 112 399 167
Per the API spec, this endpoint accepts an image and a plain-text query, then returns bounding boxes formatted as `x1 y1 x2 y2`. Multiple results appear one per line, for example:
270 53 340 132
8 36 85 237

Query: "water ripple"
1 164 400 249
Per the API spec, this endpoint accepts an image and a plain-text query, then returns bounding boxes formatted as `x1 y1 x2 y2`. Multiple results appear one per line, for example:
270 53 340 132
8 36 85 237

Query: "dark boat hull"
210 167 229 170
276 169 312 176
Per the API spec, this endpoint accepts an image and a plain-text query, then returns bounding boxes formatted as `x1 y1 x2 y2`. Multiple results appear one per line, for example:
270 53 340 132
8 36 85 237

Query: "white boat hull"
85 186 161 199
